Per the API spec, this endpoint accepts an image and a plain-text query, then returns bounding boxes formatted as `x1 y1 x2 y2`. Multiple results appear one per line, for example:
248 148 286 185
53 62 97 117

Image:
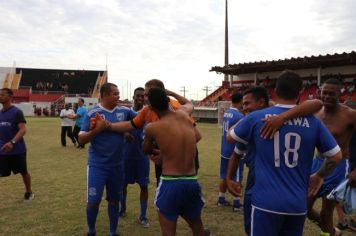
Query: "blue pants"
87 165 124 204
154 178 205 222
243 193 252 235
251 206 306 236
124 159 149 186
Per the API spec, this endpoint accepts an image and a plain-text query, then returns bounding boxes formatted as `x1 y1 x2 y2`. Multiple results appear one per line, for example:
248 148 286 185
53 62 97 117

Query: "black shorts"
0 153 28 177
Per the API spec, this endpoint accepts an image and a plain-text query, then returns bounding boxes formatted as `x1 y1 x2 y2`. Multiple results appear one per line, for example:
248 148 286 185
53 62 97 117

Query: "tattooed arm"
308 151 342 197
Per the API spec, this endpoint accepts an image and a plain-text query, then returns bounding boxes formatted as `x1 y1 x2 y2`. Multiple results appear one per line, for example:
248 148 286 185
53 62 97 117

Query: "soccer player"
229 71 342 236
226 86 270 235
218 92 244 210
78 83 136 236
108 79 199 185
120 87 150 228
72 98 87 148
227 87 323 235
142 87 208 236
0 88 34 201
262 78 356 235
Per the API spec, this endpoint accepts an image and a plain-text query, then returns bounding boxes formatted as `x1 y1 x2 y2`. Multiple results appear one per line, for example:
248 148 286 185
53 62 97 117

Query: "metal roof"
211 51 356 75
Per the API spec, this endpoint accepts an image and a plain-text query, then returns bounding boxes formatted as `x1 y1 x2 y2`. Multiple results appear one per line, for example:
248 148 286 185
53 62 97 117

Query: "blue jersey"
220 108 244 159
230 104 340 214
81 104 136 167
123 109 147 161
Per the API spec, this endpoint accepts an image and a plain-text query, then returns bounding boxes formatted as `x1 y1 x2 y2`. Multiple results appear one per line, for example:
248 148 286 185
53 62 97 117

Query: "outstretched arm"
166 89 194 115
110 121 135 133
261 99 323 139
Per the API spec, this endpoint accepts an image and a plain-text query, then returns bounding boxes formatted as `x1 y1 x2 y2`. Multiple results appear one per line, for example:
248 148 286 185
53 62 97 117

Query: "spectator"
59 104 76 147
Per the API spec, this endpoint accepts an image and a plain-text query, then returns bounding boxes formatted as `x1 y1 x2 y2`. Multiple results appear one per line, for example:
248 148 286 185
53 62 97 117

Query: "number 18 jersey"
230 104 340 214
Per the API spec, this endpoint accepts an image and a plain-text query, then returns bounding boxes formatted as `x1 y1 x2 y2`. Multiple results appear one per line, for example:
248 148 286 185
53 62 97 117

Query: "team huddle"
1 71 356 236
221 71 356 236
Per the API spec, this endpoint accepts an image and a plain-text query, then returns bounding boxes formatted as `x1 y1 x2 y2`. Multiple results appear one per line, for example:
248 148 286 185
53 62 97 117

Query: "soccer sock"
233 197 241 206
86 207 98 234
218 192 225 202
108 203 119 236
140 199 148 219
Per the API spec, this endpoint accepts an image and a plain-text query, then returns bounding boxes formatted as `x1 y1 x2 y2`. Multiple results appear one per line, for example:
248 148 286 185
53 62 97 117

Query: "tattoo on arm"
317 158 338 178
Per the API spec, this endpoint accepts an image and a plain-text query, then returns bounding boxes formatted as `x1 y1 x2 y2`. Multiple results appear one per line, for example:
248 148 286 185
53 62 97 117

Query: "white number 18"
273 131 301 168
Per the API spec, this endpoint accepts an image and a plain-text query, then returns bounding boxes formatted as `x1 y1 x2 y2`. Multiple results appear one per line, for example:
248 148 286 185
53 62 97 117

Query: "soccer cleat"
232 204 243 212
217 200 231 207
87 233 96 236
24 192 35 202
138 217 150 228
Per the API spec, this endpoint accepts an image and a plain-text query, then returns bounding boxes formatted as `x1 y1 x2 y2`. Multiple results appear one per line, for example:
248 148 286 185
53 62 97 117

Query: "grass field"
0 118 353 235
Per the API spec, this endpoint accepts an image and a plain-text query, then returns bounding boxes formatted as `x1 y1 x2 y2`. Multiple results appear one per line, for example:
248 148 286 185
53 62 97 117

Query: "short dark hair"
78 98 85 103
134 87 144 95
323 78 342 88
0 88 13 96
148 87 169 111
100 83 117 98
275 70 303 100
145 79 165 89
231 93 243 103
243 87 269 106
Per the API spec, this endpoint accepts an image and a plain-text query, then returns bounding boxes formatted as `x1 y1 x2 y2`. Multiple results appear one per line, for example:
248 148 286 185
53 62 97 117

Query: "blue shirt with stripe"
81 104 136 167
220 107 244 159
230 104 340 214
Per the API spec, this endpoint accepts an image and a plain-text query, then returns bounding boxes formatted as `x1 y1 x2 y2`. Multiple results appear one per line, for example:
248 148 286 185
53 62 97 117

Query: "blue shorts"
124 158 149 186
311 157 349 197
220 157 244 182
251 206 306 236
154 176 205 222
87 165 124 204
243 193 252 236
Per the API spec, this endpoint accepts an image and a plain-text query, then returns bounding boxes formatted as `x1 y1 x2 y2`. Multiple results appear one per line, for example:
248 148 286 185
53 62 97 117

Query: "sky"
0 0 355 100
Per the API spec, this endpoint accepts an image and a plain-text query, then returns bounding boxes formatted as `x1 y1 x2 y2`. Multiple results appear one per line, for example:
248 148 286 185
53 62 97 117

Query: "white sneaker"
138 217 150 228
24 192 35 202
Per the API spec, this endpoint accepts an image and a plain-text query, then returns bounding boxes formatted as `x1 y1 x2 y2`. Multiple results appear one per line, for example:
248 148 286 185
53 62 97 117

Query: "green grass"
0 118 353 235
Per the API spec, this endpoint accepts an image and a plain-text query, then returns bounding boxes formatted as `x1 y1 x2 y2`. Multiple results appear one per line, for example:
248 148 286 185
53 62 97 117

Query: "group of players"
78 79 208 236
1 70 356 236
220 71 356 236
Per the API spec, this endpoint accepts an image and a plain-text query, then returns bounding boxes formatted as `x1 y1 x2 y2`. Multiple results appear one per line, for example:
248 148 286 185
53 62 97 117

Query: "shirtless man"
262 78 356 235
142 87 207 236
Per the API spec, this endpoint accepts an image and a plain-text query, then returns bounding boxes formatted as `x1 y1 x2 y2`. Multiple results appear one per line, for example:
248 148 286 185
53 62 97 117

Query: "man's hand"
308 173 324 197
1 142 13 153
124 132 134 143
226 179 242 197
348 169 356 188
92 113 110 132
260 114 286 139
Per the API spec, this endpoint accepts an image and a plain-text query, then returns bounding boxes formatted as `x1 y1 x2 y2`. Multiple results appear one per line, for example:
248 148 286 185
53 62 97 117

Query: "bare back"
145 110 197 176
316 104 356 158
